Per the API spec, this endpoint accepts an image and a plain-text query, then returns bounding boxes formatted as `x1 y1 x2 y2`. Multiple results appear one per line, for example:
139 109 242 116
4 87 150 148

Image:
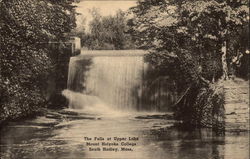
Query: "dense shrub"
174 84 225 130
0 0 76 124
129 0 248 128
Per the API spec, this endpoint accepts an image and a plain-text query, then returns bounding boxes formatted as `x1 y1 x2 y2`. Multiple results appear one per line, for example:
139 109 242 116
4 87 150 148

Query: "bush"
174 83 225 131
0 0 76 124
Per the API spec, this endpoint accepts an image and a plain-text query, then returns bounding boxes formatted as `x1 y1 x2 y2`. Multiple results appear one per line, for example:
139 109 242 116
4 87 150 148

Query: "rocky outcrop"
224 79 249 131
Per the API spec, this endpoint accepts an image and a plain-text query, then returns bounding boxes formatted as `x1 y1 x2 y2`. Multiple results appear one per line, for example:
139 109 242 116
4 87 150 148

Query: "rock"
58 110 79 116
65 115 96 120
224 78 249 132
135 114 174 120
23 117 59 127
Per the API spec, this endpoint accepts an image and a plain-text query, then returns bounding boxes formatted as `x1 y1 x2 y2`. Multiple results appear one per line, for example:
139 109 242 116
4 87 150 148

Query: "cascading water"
83 56 145 110
63 50 178 113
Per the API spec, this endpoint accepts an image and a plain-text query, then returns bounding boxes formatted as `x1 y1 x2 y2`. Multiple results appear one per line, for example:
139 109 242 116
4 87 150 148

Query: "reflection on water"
0 110 249 159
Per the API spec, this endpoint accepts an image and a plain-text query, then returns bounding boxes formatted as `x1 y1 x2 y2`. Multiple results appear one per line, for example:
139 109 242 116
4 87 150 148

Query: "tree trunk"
221 41 228 80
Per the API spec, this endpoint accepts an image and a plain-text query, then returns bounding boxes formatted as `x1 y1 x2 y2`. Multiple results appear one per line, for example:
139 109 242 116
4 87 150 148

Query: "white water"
62 90 127 116
63 50 180 114
63 52 147 114
83 56 145 111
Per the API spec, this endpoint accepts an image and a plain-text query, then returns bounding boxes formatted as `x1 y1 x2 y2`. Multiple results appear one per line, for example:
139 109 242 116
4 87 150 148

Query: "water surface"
0 110 248 159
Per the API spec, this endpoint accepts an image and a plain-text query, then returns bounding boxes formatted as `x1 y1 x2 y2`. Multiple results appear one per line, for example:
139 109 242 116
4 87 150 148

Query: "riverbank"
1 78 248 133
0 43 72 128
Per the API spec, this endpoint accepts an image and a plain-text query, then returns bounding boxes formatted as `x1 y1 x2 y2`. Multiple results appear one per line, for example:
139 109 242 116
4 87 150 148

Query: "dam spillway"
63 50 178 112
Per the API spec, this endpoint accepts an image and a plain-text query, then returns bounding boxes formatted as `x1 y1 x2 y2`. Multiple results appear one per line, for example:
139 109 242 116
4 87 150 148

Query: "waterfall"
62 50 178 113
84 56 145 110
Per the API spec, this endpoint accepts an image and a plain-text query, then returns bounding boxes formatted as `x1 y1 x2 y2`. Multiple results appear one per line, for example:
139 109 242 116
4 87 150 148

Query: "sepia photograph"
0 0 249 159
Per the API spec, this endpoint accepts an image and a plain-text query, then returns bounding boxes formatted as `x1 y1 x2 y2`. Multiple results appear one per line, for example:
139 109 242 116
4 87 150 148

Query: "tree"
80 9 136 50
129 0 249 128
0 0 77 123
129 0 249 82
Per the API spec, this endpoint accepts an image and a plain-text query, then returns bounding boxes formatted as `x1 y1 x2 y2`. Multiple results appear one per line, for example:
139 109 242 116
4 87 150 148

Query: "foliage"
76 9 137 50
174 84 225 129
129 0 249 82
129 0 248 127
0 0 76 123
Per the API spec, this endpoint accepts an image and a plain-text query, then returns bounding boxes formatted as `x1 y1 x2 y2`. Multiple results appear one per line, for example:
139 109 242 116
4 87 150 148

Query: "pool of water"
0 109 249 159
